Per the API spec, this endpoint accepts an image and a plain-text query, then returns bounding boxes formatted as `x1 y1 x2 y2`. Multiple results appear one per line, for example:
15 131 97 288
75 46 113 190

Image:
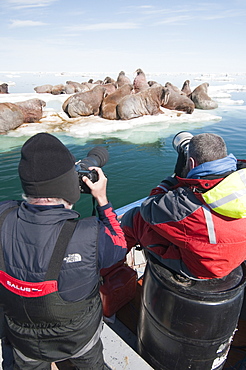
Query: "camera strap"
0 206 18 272
92 196 96 216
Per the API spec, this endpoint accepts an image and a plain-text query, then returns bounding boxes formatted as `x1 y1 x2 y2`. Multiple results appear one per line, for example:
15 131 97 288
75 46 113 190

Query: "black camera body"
75 146 109 194
76 168 99 194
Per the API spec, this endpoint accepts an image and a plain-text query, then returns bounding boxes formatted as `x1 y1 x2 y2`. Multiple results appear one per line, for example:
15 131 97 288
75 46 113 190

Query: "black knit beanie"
18 133 80 204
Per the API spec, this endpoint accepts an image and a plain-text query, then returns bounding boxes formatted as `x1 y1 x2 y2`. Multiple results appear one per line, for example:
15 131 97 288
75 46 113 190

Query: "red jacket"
122 168 246 279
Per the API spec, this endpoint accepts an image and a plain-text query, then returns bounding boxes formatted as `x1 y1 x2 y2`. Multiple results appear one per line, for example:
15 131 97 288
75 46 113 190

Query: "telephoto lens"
79 146 109 169
172 131 193 154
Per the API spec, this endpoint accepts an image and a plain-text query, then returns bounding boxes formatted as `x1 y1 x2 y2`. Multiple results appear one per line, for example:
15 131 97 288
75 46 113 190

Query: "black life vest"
0 206 102 362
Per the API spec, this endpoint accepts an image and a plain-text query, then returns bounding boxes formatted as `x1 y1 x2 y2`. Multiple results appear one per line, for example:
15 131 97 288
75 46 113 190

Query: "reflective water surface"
0 72 245 217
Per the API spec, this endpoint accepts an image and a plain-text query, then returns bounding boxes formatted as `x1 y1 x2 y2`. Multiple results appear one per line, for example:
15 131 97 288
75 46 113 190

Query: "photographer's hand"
82 167 108 207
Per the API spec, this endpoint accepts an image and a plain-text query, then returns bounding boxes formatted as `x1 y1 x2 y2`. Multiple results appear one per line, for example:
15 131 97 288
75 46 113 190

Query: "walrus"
34 84 53 93
104 76 116 84
0 98 46 133
116 86 170 120
15 98 46 123
64 81 89 94
0 83 9 94
165 82 185 95
162 82 195 114
93 80 103 85
148 81 159 87
133 68 149 93
181 80 192 96
81 82 99 90
0 103 24 133
100 83 133 120
116 71 132 88
62 85 106 118
189 82 218 110
103 83 117 97
51 84 65 95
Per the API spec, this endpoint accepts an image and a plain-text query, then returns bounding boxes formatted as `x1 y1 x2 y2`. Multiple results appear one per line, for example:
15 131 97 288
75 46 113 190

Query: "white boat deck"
102 322 152 369
101 248 150 369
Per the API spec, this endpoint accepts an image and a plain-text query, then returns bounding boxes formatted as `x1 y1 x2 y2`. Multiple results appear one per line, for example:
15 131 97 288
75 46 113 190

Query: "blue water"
0 72 245 217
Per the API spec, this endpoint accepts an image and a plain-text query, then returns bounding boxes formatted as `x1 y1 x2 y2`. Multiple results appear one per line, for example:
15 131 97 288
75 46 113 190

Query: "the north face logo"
63 253 82 263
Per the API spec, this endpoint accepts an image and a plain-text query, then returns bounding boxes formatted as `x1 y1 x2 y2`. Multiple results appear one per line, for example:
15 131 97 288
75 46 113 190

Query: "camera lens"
172 131 193 153
79 146 109 169
87 146 109 167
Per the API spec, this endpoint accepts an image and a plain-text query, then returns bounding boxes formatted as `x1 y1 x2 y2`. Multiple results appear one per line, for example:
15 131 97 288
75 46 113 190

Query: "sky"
1 0 246 75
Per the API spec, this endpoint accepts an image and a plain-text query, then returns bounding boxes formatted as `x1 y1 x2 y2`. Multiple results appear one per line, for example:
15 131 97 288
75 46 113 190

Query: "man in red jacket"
121 132 246 279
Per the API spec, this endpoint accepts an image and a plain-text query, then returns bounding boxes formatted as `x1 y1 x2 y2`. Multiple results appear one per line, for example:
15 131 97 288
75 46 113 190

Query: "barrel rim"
146 253 246 298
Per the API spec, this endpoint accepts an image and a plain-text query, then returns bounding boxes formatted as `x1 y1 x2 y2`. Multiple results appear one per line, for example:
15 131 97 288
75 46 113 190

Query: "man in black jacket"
0 133 127 370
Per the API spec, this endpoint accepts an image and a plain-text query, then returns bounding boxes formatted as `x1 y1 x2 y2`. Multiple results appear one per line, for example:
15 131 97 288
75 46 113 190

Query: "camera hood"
172 131 193 153
79 146 109 169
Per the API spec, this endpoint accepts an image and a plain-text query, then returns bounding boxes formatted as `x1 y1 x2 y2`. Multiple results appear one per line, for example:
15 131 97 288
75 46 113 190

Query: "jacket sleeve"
96 202 127 269
149 176 179 196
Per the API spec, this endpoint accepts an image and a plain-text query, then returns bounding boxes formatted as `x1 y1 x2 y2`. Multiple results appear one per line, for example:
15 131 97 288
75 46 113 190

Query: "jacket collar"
176 176 223 192
187 153 237 179
18 201 80 225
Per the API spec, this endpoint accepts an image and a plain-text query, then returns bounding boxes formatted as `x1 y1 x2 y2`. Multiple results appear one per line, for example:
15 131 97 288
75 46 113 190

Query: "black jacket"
0 200 127 361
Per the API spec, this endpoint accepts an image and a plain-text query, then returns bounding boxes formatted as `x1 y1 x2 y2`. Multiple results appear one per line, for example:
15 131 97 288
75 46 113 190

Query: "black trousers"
13 339 104 370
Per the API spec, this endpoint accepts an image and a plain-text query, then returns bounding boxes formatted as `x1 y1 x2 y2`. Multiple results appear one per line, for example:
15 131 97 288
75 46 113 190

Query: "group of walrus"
34 69 218 120
0 68 218 134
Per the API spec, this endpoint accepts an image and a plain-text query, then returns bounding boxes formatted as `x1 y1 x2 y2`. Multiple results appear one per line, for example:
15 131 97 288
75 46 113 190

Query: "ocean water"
0 71 246 217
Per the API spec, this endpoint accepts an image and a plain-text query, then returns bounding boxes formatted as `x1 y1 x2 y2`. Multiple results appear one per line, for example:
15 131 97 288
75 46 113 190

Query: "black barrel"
137 254 246 370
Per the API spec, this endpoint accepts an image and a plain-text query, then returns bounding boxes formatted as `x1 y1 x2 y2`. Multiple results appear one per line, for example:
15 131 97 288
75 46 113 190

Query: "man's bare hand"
82 167 108 206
